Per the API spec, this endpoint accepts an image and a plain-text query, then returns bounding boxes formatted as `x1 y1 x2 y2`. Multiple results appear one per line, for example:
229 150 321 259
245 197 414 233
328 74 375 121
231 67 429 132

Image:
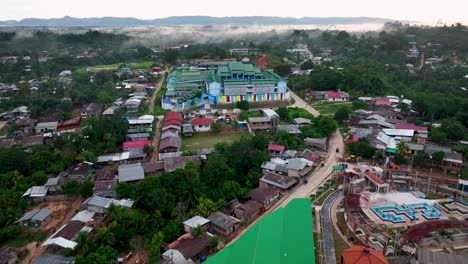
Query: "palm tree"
75 232 91 256
397 141 409 157
105 203 120 224
94 227 116 247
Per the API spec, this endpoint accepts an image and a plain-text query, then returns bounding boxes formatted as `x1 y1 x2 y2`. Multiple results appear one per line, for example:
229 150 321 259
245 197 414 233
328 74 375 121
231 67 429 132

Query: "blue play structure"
371 203 441 223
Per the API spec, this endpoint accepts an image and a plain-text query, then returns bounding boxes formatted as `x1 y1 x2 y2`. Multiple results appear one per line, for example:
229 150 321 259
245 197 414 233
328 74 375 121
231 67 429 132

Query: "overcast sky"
1 0 467 23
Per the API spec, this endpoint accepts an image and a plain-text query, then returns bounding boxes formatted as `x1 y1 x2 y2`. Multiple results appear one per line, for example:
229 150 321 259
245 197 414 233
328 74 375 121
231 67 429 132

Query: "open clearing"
182 127 248 151
309 102 351 116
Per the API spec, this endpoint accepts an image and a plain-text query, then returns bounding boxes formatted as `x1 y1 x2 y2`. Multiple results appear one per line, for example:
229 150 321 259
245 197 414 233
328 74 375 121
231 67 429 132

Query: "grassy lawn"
88 63 121 71
182 127 248 151
311 102 351 116
89 61 155 71
333 228 350 261
313 188 335 206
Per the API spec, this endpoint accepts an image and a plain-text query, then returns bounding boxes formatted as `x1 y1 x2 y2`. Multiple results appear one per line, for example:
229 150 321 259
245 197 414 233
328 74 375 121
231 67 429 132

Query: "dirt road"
147 70 167 114
289 91 320 116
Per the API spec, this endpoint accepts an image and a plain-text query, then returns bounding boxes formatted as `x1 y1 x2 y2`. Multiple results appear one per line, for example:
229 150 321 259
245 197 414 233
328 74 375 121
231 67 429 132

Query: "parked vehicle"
336 147 339 153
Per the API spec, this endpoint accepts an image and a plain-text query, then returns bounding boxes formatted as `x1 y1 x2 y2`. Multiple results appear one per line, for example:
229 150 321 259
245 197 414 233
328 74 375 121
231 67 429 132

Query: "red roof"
122 140 152 150
395 123 428 132
268 143 285 152
305 92 313 97
327 92 342 98
308 156 317 162
364 171 385 185
341 245 389 264
346 135 361 144
375 100 392 106
191 117 214 126
164 111 182 122
164 119 182 127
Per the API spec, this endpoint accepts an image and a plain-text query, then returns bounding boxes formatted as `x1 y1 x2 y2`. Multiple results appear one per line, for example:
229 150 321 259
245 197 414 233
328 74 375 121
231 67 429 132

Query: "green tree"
431 151 445 165
143 144 154 154
193 196 223 218
80 181 94 198
208 236 219 252
413 151 429 167
192 225 204 238
274 64 292 76
396 141 409 157
212 122 221 134
148 232 164 264
347 138 375 159
60 180 80 195
333 106 350 123
236 100 249 111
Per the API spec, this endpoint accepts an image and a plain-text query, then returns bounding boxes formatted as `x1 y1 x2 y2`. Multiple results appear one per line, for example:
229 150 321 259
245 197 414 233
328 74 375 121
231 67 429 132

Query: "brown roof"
66 162 92 177
175 237 209 260
21 135 43 147
260 171 297 189
163 156 200 172
95 167 116 181
159 137 182 151
53 221 84 240
341 246 389 264
237 200 262 215
248 187 279 202
142 162 164 173
0 138 16 149
94 179 118 191
16 118 35 126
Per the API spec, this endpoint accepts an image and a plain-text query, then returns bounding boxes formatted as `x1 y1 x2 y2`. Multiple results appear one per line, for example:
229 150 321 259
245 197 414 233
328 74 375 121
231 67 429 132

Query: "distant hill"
0 16 405 27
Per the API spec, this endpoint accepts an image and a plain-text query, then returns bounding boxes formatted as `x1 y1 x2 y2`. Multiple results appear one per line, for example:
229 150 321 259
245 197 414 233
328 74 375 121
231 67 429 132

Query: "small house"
124 98 141 113
304 137 327 151
248 187 280 209
182 123 194 137
22 186 48 200
268 143 285 157
118 163 145 183
35 121 58 134
42 221 93 250
159 137 182 153
15 118 35 136
163 156 200 173
325 91 349 102
248 117 273 130
63 162 93 181
191 118 214 132
44 177 60 192
207 211 240 237
16 209 51 229
183 216 210 233
80 103 102 118
234 200 263 222
260 171 297 190
81 196 133 214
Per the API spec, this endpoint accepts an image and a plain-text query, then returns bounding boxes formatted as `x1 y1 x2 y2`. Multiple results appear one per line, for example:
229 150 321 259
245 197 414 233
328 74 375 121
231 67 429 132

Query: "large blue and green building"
162 62 290 110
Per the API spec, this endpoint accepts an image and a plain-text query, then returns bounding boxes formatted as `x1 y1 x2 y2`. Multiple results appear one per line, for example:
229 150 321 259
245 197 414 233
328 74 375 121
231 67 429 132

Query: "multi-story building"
163 62 290 110
206 61 289 103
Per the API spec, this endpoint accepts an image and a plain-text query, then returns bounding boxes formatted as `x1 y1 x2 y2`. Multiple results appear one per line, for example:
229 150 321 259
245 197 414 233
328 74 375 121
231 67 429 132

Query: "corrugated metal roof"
118 163 145 182
183 216 210 228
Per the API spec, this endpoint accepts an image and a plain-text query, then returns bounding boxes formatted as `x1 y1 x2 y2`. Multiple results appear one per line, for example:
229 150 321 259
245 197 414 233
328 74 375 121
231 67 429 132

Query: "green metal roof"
332 165 344 171
386 148 397 153
205 198 315 264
